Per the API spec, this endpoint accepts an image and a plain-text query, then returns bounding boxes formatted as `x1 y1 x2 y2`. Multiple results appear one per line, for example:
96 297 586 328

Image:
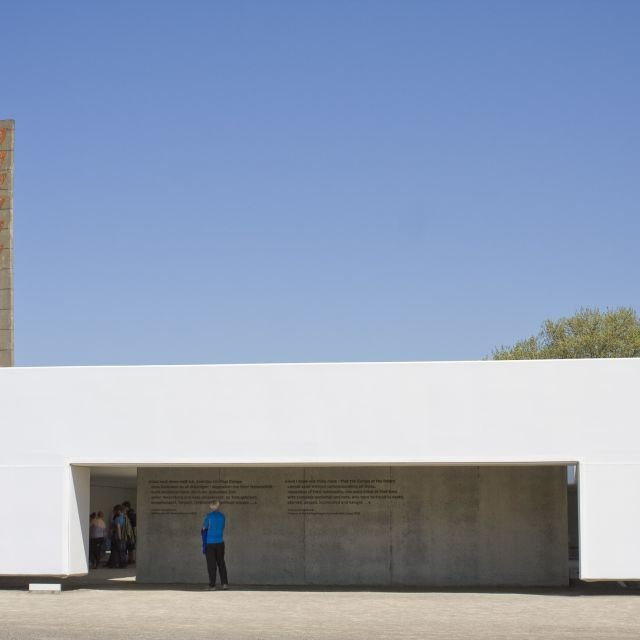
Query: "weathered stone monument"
0 120 14 367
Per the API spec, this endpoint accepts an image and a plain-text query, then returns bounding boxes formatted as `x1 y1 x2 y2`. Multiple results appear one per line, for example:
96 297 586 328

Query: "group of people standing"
89 498 230 589
89 502 137 569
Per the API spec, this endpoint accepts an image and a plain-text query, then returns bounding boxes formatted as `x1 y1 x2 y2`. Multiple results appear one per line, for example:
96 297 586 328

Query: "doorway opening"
89 466 138 583
567 464 579 581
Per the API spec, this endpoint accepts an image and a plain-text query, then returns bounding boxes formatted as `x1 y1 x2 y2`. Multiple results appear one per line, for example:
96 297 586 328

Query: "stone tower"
0 120 14 366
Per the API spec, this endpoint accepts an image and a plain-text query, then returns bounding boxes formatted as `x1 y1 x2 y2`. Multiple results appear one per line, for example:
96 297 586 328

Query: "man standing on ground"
202 501 229 590
122 501 137 564
110 505 127 568
89 511 107 568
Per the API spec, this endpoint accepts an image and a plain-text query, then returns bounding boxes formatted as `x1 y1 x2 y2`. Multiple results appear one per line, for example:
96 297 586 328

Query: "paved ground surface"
1 571 639 639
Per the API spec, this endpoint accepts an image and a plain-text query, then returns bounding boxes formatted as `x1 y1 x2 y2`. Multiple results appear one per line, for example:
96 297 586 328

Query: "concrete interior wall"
90 469 137 519
137 466 568 586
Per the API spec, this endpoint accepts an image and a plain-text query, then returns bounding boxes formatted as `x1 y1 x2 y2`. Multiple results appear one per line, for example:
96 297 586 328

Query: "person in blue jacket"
202 501 229 590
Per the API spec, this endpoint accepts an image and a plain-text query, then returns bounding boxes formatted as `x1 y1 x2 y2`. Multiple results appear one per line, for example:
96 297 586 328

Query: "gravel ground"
1 572 639 640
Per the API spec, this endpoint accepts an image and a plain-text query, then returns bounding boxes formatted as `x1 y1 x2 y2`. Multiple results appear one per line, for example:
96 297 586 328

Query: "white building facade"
1 358 639 583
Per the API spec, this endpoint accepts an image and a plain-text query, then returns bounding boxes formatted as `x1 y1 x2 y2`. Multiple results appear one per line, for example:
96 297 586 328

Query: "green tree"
492 307 640 360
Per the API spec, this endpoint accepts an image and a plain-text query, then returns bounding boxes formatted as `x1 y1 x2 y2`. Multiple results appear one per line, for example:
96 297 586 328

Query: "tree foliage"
492 307 640 360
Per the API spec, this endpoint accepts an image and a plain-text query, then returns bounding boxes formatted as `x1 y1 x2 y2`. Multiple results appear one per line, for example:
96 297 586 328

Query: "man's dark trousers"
111 539 127 568
205 542 228 586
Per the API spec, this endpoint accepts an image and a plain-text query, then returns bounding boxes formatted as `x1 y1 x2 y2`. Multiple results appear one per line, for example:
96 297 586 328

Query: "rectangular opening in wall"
567 463 579 581
89 466 138 581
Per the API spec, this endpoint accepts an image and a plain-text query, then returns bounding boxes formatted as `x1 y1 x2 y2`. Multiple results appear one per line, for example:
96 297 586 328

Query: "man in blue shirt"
109 505 128 568
202 501 229 590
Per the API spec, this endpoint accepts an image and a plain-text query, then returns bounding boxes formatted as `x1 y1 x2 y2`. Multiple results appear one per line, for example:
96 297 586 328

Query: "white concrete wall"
0 466 69 575
1 358 639 579
68 466 90 575
579 463 640 580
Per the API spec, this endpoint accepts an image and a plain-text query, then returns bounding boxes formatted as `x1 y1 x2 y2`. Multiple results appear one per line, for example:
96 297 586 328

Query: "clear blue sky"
3 1 639 366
